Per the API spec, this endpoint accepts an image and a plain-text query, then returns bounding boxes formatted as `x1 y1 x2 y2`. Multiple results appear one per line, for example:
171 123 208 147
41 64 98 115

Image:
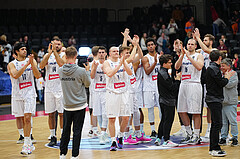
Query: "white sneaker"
210 150 227 157
173 128 187 137
99 134 105 145
60 154 66 159
71 157 79 159
48 135 51 140
162 140 179 147
104 133 110 143
21 145 32 155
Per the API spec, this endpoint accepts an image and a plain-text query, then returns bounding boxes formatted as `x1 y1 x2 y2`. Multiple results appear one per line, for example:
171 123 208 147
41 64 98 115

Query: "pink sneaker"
136 133 152 143
124 135 138 145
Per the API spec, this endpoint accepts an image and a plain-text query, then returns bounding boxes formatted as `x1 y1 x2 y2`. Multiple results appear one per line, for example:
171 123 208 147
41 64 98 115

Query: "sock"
18 128 24 136
207 123 211 132
61 129 63 134
111 137 116 142
124 132 130 138
117 132 123 138
101 131 106 135
135 130 141 138
50 129 55 137
93 127 98 134
193 129 200 138
24 137 31 145
30 128 32 135
129 125 133 131
140 124 144 132
185 125 192 136
150 125 155 131
181 125 185 130
90 125 93 130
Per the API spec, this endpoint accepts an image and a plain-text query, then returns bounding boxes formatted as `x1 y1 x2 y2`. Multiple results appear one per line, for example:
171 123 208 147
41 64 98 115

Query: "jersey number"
185 67 188 73
22 74 27 80
52 66 56 72
100 76 103 81
155 68 159 73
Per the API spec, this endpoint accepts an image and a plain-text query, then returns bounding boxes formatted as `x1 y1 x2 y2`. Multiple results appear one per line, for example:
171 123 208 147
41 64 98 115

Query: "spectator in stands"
210 6 227 36
185 16 195 33
217 39 228 56
220 35 228 47
68 35 76 47
184 31 192 47
42 37 50 49
23 35 32 56
231 10 239 35
159 24 169 39
232 53 239 70
167 18 178 46
172 5 184 27
148 21 159 37
140 32 148 55
38 47 45 62
157 32 168 53
157 17 164 29
0 34 12 73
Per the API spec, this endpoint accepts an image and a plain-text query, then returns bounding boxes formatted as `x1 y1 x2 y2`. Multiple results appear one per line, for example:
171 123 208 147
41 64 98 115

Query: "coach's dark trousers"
207 102 222 151
158 103 175 141
60 108 86 157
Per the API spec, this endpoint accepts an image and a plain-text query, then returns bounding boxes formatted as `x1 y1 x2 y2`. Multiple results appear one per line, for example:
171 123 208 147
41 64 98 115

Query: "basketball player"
103 47 132 151
175 39 204 145
142 38 161 138
90 46 109 144
8 42 41 155
40 37 66 146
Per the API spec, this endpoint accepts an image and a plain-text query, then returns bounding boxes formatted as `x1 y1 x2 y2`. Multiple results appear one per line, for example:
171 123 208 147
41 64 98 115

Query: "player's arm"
123 60 133 76
133 60 140 74
194 28 212 54
103 60 122 78
142 54 157 75
8 58 31 79
175 45 185 70
132 35 143 64
53 51 65 67
90 61 98 79
186 52 204 71
31 56 41 79
126 45 137 64
39 43 52 69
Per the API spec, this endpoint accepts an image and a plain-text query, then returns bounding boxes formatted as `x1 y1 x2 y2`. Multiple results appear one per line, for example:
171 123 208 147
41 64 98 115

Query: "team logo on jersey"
49 74 60 80
130 78 136 84
114 82 125 89
19 81 32 89
95 83 106 89
152 75 157 81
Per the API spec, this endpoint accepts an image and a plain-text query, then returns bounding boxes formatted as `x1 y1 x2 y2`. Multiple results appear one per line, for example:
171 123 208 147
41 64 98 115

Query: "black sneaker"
17 135 24 144
180 134 192 144
219 138 226 146
31 134 36 144
210 150 226 157
150 130 157 138
231 138 238 146
48 136 57 146
110 141 117 151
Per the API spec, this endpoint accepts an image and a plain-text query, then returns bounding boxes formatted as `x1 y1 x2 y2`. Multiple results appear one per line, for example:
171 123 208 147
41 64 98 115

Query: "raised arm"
185 51 204 71
52 43 65 67
193 28 212 54
29 54 41 79
90 60 99 79
39 43 52 69
142 53 157 75
8 57 31 79
103 60 122 78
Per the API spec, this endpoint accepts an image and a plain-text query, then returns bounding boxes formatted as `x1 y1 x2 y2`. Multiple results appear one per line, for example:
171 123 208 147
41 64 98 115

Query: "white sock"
135 130 141 138
61 129 63 134
18 128 24 136
124 132 130 138
50 129 55 137
93 127 98 134
24 137 31 145
207 123 211 132
117 132 123 138
90 125 93 130
101 131 106 135
150 125 155 131
181 125 185 130
30 128 32 135
140 124 144 132
129 125 133 131
193 129 200 138
111 137 116 142
185 125 192 136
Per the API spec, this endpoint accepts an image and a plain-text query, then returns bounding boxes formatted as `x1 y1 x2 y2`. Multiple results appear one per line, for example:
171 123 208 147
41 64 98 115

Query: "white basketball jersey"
105 59 128 93
89 61 94 94
143 54 160 91
45 52 65 93
200 50 210 68
128 63 136 93
93 60 106 92
135 60 143 93
10 58 37 100
181 53 202 83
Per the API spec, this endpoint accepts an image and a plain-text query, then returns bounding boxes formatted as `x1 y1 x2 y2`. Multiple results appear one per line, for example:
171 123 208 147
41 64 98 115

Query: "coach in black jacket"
155 54 180 147
206 50 235 157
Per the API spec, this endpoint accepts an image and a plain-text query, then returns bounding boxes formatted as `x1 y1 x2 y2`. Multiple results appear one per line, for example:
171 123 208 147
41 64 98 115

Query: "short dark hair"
91 46 99 56
145 37 156 46
98 46 107 53
209 50 220 61
52 36 62 42
14 42 26 53
119 46 130 55
204 34 215 42
159 54 172 66
65 46 77 58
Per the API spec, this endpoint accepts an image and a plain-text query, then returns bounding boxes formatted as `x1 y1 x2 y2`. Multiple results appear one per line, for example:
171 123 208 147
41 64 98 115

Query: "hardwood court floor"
0 107 239 159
